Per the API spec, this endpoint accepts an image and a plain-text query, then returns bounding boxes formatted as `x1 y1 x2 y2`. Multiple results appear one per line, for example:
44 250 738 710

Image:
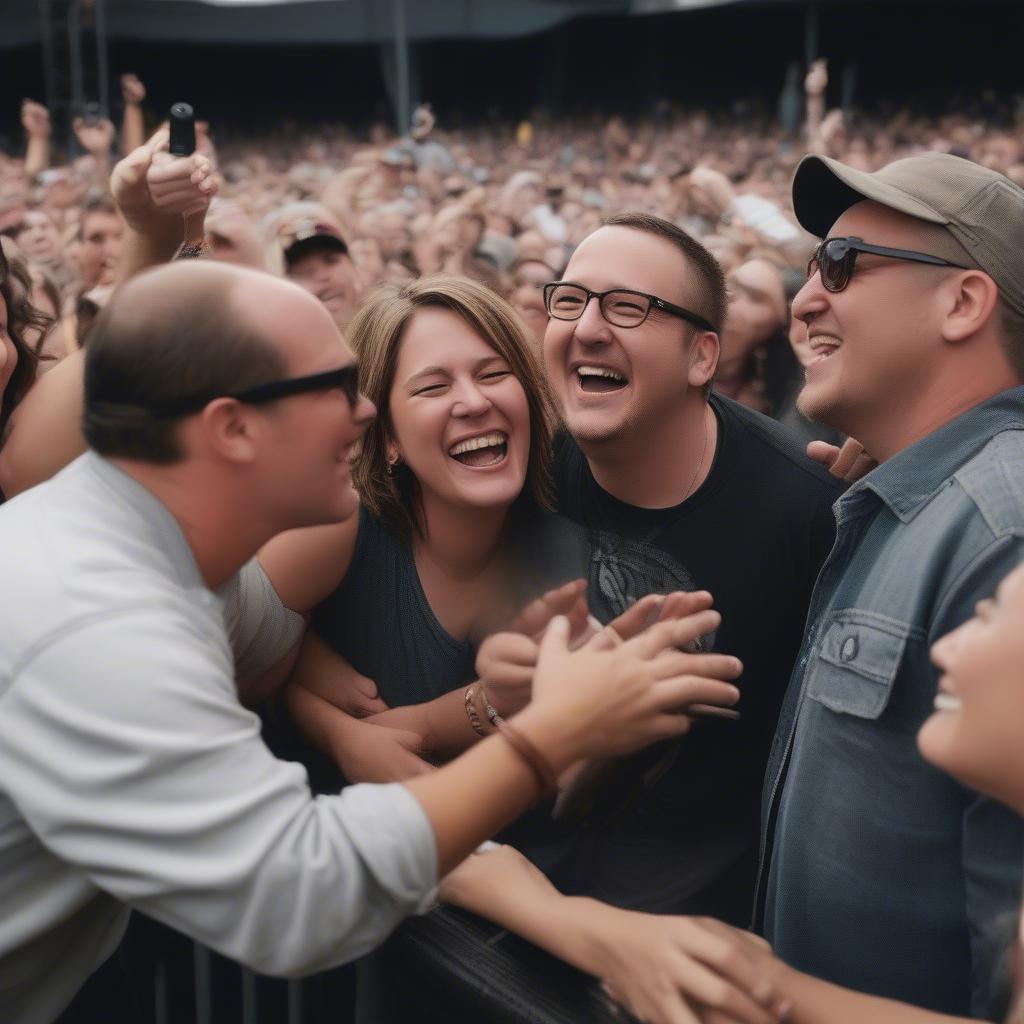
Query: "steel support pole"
392 0 410 136
95 0 110 118
67 0 85 153
803 2 820 67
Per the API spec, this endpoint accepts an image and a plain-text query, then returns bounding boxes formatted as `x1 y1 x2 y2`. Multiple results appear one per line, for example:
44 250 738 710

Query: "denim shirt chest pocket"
805 611 913 719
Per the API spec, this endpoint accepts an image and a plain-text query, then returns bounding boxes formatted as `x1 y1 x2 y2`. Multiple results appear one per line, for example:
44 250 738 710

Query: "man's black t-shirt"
546 393 841 921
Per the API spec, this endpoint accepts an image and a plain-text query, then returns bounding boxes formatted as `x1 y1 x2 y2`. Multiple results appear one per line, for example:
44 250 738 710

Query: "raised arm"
21 99 51 180
0 135 217 498
119 74 147 156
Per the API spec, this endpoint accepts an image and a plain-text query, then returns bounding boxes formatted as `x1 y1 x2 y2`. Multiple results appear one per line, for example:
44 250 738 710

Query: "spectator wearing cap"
265 202 364 332
752 153 1024 1020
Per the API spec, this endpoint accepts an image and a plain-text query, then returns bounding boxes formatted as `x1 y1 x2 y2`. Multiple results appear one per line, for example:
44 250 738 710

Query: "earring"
386 453 399 476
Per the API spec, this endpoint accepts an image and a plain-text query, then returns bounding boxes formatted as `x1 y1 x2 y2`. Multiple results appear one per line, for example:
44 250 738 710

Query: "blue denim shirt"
757 386 1024 1020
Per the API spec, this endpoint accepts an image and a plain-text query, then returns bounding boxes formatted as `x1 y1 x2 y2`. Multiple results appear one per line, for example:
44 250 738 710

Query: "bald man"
0 262 734 1022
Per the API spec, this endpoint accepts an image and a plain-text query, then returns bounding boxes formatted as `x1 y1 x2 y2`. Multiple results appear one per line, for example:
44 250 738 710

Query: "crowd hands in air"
2 57 1024 1024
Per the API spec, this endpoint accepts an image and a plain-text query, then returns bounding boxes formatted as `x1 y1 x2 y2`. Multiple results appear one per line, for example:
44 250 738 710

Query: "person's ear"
199 398 260 464
940 270 1000 345
687 330 720 388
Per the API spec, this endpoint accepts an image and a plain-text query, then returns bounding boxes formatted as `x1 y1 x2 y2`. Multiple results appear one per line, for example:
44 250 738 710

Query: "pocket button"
840 635 859 662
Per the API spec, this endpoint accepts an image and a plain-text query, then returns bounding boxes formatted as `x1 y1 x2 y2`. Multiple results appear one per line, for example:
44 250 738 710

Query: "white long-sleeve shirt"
0 453 437 1023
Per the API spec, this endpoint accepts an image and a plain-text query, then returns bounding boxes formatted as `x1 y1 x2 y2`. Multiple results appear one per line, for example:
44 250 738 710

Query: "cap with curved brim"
792 151 1024 316
792 154 947 238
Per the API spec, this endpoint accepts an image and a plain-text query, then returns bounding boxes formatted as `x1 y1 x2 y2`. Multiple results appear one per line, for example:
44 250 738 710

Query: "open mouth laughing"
575 364 629 394
808 334 842 364
448 430 509 468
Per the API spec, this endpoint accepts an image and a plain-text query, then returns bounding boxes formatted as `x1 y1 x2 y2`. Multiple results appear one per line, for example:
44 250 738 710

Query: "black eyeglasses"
807 236 969 293
543 281 714 332
151 363 360 418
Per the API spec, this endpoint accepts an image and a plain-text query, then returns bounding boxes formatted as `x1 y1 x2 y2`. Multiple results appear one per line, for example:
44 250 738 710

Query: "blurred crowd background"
2 0 1022 427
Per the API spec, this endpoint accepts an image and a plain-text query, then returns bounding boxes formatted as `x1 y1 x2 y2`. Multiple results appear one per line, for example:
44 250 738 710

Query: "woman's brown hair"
0 240 49 437
350 275 554 544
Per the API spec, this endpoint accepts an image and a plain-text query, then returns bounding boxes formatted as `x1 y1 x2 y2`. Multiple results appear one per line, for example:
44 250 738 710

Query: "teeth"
810 336 842 353
449 432 507 456
578 365 627 383
933 693 963 713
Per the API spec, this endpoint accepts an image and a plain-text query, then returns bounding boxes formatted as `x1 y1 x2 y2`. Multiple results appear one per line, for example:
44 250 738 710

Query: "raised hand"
804 59 828 97
120 73 146 106
73 115 116 156
21 99 51 139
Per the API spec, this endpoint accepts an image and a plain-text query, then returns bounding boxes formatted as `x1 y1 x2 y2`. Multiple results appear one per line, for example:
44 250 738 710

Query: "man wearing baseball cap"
755 153 1024 1019
266 202 364 332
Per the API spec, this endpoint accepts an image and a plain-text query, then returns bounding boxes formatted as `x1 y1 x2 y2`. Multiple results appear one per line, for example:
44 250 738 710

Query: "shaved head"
83 262 330 463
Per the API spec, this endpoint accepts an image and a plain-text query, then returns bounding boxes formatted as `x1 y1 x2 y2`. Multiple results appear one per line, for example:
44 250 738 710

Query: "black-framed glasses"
151 363 360 418
543 281 714 332
807 236 969 293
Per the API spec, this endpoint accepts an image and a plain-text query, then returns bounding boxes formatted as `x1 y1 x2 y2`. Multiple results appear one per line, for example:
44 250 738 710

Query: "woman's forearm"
371 685 483 759
773 963 977 1024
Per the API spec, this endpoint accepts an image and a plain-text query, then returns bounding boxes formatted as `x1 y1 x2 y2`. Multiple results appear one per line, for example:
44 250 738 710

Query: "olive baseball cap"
792 151 1024 316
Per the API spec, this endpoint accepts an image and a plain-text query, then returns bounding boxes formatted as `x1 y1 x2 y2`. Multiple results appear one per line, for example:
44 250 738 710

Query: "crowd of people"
1 56 1024 1024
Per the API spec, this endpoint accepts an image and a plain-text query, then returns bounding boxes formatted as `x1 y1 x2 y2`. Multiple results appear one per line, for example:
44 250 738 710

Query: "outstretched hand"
525 608 742 764
588 910 789 1024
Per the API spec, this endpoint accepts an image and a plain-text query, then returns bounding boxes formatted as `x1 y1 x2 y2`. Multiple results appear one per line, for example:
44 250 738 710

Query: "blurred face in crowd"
510 260 554 353
918 562 1024 817
388 306 531 515
793 201 957 444
233 276 375 527
433 207 483 256
15 211 61 262
544 225 712 447
349 238 386 285
720 258 786 372
286 241 362 331
77 209 123 288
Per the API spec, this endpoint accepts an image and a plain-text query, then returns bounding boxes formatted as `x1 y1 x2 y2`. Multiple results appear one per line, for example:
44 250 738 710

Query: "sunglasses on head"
807 236 969 293
151 363 361 418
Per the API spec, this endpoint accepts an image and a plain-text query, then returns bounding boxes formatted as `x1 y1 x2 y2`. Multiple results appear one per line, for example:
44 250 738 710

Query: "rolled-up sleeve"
0 607 438 977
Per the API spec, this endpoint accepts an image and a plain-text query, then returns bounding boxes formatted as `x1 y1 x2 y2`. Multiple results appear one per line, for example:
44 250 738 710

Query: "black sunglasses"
807 236 969 293
151 363 360 418
544 281 714 332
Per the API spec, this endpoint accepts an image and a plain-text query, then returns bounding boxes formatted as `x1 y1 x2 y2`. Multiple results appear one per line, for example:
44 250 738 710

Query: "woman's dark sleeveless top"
311 506 580 706
311 504 698 709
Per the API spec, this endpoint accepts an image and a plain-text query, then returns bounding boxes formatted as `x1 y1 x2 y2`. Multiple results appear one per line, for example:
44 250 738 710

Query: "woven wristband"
464 684 489 738
496 719 557 798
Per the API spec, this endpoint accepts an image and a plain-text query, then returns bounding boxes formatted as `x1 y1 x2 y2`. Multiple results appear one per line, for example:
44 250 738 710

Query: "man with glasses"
533 210 842 922
756 152 1024 1019
0 259 732 1023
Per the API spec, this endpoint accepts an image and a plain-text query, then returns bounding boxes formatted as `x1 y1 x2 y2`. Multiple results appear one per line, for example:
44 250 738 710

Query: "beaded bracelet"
479 683 504 729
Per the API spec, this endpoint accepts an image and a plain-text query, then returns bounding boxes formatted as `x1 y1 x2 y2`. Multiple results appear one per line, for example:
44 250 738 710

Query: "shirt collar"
85 451 214 599
843 385 1024 523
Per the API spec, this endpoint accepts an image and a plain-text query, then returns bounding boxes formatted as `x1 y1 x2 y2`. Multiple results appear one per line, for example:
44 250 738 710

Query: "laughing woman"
259 275 694 776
